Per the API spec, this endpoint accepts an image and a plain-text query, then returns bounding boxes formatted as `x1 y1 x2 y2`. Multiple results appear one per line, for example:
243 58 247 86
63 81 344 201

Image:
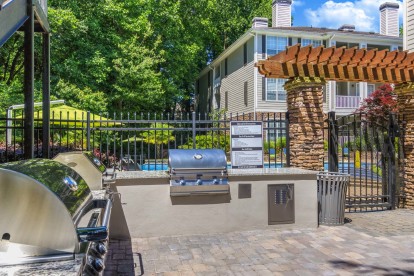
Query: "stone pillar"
395 83 414 208
285 77 325 171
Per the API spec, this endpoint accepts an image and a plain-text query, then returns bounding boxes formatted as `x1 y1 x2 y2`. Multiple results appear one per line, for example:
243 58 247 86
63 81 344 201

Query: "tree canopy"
0 0 273 115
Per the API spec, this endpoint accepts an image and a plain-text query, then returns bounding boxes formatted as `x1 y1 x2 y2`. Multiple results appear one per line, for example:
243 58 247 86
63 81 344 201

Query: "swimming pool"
140 162 380 179
140 163 284 171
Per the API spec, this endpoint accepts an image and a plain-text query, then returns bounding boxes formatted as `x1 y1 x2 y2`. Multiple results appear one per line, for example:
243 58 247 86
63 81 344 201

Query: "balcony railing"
336 96 361 109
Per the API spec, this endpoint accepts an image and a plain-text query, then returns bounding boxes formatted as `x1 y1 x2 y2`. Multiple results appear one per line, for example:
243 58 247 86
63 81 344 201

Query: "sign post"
230 121 263 169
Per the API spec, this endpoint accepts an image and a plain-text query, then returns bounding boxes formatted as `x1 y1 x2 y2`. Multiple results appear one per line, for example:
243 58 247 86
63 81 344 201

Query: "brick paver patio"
105 209 414 275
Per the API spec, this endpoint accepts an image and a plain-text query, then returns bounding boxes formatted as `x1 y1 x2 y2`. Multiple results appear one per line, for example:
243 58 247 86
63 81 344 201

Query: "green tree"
0 0 274 114
140 123 175 158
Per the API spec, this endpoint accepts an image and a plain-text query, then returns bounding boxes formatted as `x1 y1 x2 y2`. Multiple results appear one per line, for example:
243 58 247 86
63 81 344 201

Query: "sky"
292 0 403 32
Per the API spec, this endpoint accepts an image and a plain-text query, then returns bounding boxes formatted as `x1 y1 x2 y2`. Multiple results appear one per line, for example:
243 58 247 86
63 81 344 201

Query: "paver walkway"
105 209 414 275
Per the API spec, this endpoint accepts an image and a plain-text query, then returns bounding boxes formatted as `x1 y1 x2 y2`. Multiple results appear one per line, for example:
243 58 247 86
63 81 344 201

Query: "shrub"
264 137 286 154
179 134 230 152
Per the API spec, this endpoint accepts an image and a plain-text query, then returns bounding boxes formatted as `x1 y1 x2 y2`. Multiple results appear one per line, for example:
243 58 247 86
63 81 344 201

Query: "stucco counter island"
109 168 319 239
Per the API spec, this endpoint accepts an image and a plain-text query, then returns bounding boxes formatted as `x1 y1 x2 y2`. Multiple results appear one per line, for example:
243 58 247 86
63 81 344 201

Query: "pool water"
140 163 283 171
140 162 380 179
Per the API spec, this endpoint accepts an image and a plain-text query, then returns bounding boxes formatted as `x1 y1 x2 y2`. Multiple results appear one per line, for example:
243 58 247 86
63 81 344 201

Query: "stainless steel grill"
0 159 113 274
54 151 116 190
168 149 229 196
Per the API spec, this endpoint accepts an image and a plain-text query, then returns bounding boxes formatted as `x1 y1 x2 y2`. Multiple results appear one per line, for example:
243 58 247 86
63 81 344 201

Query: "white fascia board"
326 33 402 44
253 29 330 40
253 28 402 45
198 30 255 78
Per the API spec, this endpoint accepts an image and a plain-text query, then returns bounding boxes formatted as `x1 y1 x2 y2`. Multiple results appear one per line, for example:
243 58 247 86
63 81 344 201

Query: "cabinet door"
268 184 294 225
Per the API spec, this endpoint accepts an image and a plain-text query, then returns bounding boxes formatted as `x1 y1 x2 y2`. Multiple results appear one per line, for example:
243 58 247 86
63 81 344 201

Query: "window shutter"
262 77 266 101
288 37 292 47
298 38 301 44
208 71 211 87
225 91 229 109
262 35 266 59
243 43 247 65
244 81 248 106
225 58 228 76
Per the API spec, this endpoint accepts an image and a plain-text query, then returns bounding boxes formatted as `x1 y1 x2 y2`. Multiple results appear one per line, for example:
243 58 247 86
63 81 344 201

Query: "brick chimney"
379 2 400 36
272 0 292 27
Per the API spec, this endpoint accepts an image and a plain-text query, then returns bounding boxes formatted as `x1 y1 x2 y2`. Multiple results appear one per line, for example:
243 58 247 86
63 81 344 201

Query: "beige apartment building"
196 1 402 117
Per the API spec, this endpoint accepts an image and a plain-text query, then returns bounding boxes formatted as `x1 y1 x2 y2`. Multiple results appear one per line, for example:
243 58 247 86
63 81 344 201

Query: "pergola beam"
256 44 414 83
256 44 414 84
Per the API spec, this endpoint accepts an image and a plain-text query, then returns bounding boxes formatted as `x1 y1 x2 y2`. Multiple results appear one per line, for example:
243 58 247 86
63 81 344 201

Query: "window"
301 39 322 47
267 121 286 141
215 86 221 109
214 66 220 79
266 78 286 101
368 84 375 96
266 36 288 56
244 82 248 106
243 43 247 65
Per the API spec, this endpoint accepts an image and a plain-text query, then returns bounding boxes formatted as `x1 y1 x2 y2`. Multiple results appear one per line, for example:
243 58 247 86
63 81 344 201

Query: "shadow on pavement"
329 260 414 275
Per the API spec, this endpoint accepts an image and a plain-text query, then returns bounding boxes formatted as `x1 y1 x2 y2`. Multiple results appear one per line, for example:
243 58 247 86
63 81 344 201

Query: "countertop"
116 167 318 181
0 255 82 276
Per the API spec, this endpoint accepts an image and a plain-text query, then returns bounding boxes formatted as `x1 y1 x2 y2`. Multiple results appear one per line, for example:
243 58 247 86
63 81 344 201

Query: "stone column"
285 77 325 171
395 83 414 208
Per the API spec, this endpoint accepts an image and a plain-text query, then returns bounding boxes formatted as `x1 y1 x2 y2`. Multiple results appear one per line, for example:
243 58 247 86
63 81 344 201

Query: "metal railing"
336 95 361 108
325 111 406 210
0 111 289 170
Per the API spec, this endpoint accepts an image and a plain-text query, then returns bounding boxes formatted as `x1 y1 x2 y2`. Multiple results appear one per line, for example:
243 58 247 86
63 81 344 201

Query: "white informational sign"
230 121 263 169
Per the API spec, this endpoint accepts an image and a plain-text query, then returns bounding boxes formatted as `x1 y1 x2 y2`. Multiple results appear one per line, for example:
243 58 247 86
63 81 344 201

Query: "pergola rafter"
256 44 414 84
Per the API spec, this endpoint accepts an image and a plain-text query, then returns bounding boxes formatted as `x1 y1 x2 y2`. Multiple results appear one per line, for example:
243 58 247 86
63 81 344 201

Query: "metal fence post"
285 111 290 167
387 112 397 209
192 112 196 149
86 111 91 151
328 111 338 172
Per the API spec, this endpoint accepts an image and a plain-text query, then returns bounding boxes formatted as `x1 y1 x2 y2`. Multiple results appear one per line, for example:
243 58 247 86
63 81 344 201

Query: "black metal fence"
0 111 289 170
325 111 406 210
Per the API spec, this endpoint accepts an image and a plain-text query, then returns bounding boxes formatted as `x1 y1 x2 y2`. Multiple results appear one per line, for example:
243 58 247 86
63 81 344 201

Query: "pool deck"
104 209 414 275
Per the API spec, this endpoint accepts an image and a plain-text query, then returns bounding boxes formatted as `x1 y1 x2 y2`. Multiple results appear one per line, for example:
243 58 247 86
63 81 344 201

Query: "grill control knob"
91 257 105 273
196 179 202 185
179 179 186 185
95 242 107 255
213 178 219 184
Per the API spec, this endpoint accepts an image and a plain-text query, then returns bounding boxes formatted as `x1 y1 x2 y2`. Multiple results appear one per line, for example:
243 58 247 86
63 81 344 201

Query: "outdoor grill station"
110 148 319 239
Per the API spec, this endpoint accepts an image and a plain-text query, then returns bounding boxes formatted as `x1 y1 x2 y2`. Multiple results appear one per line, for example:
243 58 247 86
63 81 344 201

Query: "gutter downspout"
251 31 257 120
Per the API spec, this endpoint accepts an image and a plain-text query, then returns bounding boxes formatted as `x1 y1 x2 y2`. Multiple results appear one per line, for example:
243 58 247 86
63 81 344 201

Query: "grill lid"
168 149 227 171
53 151 110 190
0 159 92 260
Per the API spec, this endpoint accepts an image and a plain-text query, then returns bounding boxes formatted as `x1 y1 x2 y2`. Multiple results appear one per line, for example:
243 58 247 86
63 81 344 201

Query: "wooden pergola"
256 44 414 84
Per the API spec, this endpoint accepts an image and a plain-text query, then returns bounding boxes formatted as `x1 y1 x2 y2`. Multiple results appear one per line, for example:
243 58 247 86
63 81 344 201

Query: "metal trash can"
317 172 350 225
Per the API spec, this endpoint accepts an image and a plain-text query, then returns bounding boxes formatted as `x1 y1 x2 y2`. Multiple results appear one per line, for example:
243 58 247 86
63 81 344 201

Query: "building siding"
219 37 255 114
197 70 212 114
406 0 414 52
